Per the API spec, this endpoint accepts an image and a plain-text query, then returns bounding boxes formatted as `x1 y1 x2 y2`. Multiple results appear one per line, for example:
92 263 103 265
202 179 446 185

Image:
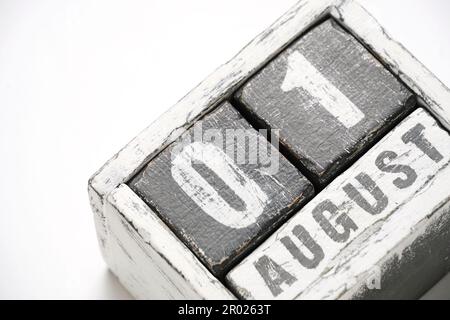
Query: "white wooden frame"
88 0 450 299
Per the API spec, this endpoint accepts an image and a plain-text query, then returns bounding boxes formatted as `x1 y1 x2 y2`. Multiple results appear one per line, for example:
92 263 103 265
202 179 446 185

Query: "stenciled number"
171 142 268 229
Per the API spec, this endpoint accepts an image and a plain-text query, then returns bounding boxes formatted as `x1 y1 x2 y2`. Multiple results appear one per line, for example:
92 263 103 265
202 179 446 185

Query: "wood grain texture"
129 102 314 276
226 108 450 299
236 19 415 186
105 184 235 299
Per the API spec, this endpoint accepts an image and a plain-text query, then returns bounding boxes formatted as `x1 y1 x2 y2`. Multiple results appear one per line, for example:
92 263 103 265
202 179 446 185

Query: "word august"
254 121 444 296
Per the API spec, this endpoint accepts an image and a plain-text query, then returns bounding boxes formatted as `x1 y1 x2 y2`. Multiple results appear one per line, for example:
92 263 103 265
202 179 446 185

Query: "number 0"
171 142 268 229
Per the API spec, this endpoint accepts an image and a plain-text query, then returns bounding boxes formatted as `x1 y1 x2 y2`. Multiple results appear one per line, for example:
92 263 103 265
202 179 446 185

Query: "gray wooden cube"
129 102 314 276
236 19 416 186
226 108 450 299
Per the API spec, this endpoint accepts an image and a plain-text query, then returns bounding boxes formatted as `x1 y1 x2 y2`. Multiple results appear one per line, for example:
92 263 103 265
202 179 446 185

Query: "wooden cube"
88 0 450 299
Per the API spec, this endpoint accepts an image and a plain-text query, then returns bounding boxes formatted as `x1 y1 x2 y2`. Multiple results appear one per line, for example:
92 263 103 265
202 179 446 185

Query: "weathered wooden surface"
104 184 235 299
87 2 334 282
87 0 450 299
236 19 416 186
129 102 314 276
226 108 450 299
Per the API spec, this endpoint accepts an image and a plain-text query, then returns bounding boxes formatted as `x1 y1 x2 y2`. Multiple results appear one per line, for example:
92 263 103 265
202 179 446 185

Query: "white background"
0 0 449 299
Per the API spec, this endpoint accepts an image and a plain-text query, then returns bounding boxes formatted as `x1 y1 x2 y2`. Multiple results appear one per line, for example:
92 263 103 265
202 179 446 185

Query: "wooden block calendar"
88 0 450 299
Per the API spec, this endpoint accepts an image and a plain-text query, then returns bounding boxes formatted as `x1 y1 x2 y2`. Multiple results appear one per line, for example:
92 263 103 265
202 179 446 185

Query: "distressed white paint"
171 142 268 229
226 108 450 299
105 184 235 299
87 0 450 299
88 0 336 299
281 51 365 128
330 0 450 130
